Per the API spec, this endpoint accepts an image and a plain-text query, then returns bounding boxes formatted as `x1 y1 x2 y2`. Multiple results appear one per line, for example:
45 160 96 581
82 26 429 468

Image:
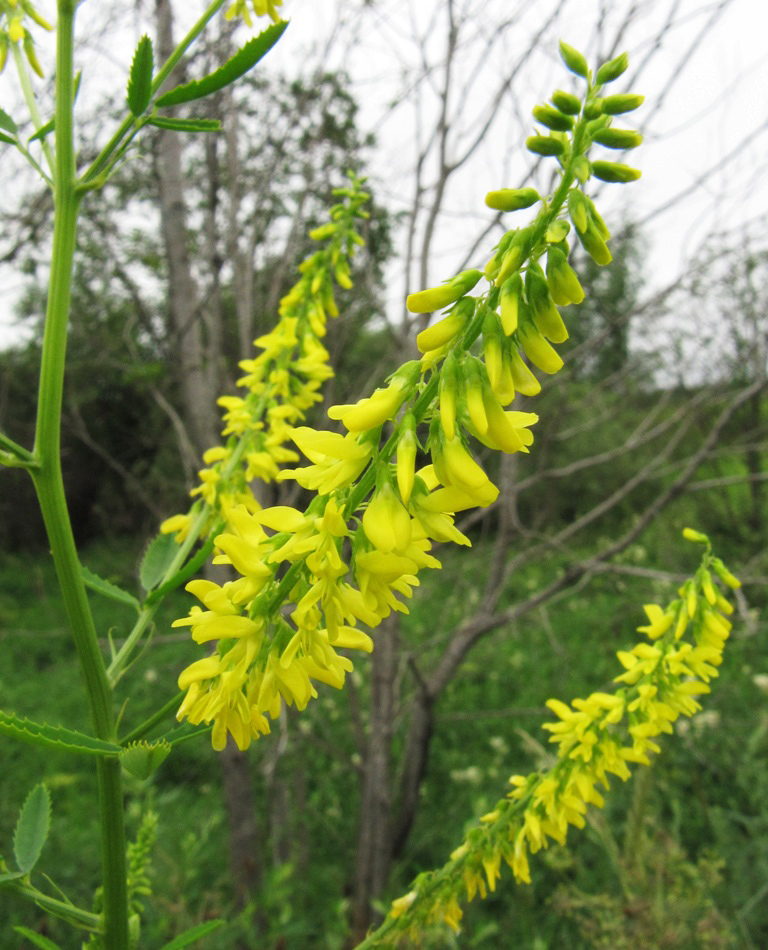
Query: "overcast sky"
1 0 766 349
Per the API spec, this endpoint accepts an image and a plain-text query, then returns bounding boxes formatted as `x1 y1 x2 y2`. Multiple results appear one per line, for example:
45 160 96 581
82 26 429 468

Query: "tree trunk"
154 0 217 457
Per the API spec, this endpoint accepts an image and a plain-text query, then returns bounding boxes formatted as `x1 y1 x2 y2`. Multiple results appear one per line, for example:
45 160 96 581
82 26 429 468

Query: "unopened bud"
577 223 612 266
591 160 641 184
559 41 589 79
568 189 589 233
551 89 581 115
509 347 541 396
485 187 540 212
499 273 523 335
592 127 643 149
601 93 645 115
415 296 474 352
532 104 573 132
518 322 564 374
583 97 603 120
526 135 566 157
595 52 629 85
546 247 584 306
407 269 482 314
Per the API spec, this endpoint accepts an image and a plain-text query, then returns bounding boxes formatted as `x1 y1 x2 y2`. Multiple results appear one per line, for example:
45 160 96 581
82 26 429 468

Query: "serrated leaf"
147 116 221 133
0 709 121 758
28 117 54 144
140 530 179 592
82 565 140 611
156 21 287 108
14 785 50 874
12 927 62 950
159 920 226 949
144 536 215 605
127 35 154 116
0 132 16 146
0 108 18 135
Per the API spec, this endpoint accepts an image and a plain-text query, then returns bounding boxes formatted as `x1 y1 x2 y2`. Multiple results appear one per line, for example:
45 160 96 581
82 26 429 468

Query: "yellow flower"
279 427 373 493
225 0 284 27
362 480 412 553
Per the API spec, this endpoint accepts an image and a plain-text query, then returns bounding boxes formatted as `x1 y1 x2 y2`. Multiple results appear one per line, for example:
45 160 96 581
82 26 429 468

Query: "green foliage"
156 22 288 108
13 784 51 874
126 36 154 117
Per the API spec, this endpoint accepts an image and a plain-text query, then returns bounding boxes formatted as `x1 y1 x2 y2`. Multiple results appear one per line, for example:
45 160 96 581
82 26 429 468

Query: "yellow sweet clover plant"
358 530 740 946
0 5 746 945
168 42 646 754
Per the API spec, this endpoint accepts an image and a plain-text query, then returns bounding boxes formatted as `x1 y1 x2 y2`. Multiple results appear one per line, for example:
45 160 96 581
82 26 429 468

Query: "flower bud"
568 189 589 233
518 322 564 374
499 273 523 335
509 347 541 396
8 16 24 43
407 268 483 314
592 127 643 149
682 527 708 544
595 52 629 85
591 161 641 184
577 223 612 266
363 477 412 553
601 93 645 115
396 412 418 504
546 246 584 306
439 352 461 440
546 220 570 243
526 135 565 157
416 296 474 353
463 357 489 435
482 310 504 391
551 89 581 115
526 264 569 343
559 41 589 79
532 104 573 132
583 97 603 120
485 187 540 212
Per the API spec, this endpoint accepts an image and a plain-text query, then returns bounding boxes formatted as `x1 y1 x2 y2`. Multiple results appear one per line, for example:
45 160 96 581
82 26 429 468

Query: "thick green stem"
30 4 129 947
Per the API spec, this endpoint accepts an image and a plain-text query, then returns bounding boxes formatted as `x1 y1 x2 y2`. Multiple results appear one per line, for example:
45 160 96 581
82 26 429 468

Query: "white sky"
1 0 767 349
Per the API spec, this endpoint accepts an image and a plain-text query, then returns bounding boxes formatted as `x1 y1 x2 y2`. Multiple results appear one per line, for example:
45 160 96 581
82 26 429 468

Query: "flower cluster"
161 175 370 545
375 531 739 946
225 0 284 28
0 0 51 76
170 45 645 751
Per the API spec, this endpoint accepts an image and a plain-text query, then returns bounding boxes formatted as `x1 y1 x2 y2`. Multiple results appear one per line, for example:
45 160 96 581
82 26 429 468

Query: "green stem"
80 0 228 185
11 40 55 177
7 880 102 931
30 4 129 946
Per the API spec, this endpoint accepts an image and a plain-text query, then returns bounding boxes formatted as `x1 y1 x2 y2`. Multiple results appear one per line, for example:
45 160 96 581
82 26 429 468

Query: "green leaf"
0 869 26 884
146 116 222 133
0 709 121 758
156 21 287 108
13 785 51 874
127 35 154 116
0 132 16 146
0 108 18 135
82 565 140 611
12 928 62 950
144 536 216 605
158 920 226 949
28 117 54 144
139 530 179 592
